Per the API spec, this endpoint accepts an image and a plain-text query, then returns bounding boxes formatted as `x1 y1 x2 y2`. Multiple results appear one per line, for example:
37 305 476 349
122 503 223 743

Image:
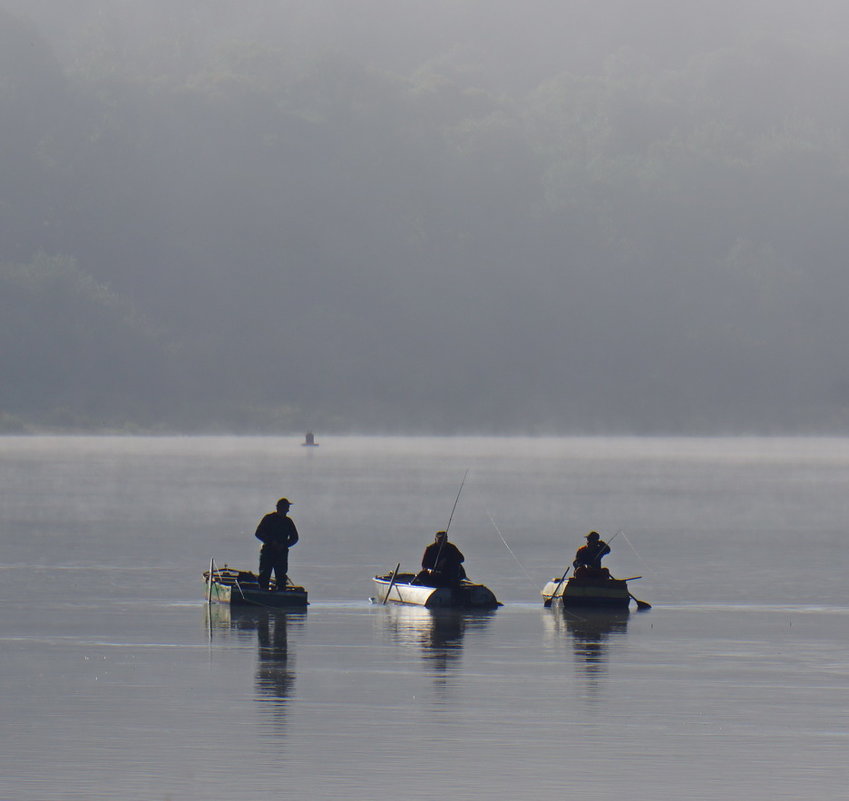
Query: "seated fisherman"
572 530 611 577
416 530 467 587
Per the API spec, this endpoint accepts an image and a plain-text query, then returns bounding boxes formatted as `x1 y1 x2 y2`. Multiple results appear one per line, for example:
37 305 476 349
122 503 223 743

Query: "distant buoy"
302 432 318 447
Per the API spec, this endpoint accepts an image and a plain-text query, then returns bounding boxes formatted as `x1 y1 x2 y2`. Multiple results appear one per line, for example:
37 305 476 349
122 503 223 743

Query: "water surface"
1 436 847 799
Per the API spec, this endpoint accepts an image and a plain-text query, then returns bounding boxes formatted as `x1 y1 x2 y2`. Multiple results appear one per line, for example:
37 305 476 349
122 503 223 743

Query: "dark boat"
302 432 318 446
542 568 648 610
204 565 308 608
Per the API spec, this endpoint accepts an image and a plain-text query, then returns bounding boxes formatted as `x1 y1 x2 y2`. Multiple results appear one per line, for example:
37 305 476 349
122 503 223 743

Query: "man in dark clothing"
418 530 466 587
573 530 611 574
255 497 299 591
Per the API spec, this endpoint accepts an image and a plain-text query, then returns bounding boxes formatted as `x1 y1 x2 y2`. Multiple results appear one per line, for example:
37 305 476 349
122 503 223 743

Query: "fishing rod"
412 470 469 585
434 469 469 569
444 469 469 534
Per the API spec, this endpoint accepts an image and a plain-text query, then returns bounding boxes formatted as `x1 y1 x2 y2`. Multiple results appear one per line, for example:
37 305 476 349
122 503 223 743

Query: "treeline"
3 1 849 433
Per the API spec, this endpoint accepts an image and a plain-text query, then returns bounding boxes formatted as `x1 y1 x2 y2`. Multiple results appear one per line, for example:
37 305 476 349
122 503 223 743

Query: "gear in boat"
204 564 308 607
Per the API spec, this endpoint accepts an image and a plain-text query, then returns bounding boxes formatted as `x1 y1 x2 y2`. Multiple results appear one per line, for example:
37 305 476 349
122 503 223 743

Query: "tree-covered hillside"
3 1 849 433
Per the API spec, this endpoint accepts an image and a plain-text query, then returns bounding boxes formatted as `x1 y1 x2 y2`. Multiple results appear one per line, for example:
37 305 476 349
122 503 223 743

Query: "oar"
611 572 651 610
543 567 572 608
382 563 401 605
207 557 215 604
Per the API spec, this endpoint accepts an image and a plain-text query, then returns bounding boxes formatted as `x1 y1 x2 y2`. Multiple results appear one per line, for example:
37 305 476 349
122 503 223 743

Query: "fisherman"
255 497 300 591
417 530 466 587
572 531 611 576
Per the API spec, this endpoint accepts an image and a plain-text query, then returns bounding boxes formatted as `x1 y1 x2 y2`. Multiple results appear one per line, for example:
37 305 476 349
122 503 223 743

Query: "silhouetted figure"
572 531 611 576
417 530 466 587
255 498 299 591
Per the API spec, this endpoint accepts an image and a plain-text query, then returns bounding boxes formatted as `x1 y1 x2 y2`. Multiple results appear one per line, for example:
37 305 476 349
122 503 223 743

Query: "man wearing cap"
255 497 300 591
418 530 466 587
572 531 611 574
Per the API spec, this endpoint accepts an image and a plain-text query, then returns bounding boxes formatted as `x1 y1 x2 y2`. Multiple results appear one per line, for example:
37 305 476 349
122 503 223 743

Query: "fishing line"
618 529 650 571
486 508 538 587
487 510 589 621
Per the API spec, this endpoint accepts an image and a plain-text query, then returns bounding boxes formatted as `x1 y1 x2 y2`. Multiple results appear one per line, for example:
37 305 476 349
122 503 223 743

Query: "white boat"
372 570 501 609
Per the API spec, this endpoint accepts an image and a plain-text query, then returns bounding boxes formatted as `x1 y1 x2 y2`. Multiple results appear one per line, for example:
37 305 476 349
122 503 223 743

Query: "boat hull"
542 573 631 609
204 567 308 608
373 572 500 609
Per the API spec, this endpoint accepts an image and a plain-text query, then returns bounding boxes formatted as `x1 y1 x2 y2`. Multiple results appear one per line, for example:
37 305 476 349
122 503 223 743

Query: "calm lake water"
1 435 848 800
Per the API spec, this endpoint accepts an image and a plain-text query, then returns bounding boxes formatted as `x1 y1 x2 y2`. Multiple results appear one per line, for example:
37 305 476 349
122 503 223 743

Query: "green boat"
203 565 308 608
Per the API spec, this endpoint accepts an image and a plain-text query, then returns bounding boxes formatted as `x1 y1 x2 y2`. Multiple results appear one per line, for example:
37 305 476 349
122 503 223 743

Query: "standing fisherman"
255 497 299 591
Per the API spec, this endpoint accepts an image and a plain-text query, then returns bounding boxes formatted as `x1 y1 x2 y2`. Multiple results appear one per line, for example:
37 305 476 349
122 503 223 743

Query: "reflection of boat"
566 610 629 691
378 605 496 674
302 432 318 446
206 603 307 633
541 569 636 609
380 604 496 645
373 571 501 609
543 607 630 699
203 565 308 608
564 608 630 638
205 606 304 731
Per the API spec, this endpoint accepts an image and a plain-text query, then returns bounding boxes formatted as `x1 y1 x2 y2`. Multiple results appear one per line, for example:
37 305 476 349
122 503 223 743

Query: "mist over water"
1 435 847 800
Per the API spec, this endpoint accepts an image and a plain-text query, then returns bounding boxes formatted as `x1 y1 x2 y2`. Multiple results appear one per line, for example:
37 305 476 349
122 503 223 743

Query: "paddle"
543 567 571 608
593 570 652 611
207 557 215 604
382 563 401 605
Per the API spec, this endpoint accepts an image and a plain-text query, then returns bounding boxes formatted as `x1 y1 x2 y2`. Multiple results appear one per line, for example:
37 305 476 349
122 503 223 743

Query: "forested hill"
3 0 849 434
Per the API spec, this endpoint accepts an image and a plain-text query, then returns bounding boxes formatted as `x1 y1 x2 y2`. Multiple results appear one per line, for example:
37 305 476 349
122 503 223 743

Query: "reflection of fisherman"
252 611 297 731
255 498 299 591
573 531 611 576
417 531 466 587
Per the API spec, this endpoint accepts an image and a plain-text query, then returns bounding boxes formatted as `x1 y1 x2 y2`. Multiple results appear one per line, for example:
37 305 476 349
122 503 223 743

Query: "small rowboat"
204 565 308 608
373 571 501 609
542 569 647 610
